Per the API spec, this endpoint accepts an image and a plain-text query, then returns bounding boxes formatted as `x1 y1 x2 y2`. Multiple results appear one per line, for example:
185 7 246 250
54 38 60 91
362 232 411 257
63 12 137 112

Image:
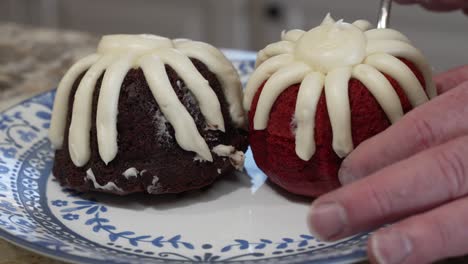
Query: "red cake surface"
249 58 426 197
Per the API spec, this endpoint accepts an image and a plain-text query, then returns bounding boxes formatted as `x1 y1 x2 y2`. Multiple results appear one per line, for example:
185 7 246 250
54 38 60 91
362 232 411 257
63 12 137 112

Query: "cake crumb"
146 176 162 194
194 155 208 163
122 167 139 179
212 144 245 171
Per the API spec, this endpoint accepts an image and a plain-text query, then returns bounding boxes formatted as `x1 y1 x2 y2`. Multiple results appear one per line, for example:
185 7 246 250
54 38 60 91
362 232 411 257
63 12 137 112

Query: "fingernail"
371 230 412 264
308 201 347 240
338 160 356 185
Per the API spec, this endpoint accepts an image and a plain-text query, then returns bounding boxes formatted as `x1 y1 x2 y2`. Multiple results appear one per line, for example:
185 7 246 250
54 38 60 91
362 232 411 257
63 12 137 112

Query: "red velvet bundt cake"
49 34 248 195
244 14 436 197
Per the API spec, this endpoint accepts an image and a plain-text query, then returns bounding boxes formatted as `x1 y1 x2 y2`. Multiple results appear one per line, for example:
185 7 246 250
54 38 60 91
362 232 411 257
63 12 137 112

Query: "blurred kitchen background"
0 0 467 71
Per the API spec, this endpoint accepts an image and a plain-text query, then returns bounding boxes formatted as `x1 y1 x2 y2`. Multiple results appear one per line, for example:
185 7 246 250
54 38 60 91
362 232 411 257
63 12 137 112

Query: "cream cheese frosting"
49 34 245 167
245 14 435 161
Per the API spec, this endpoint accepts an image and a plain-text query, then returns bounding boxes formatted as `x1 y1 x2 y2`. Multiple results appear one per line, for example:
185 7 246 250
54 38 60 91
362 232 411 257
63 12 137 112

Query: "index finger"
435 65 468 94
308 134 468 241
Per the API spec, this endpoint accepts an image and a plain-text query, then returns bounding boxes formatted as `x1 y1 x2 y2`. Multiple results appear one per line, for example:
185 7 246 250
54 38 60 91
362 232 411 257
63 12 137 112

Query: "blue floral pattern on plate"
0 54 369 263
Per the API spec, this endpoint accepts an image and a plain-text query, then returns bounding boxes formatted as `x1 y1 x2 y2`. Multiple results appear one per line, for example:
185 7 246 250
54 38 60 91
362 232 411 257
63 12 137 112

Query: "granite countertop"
0 23 98 111
0 23 97 264
0 23 465 264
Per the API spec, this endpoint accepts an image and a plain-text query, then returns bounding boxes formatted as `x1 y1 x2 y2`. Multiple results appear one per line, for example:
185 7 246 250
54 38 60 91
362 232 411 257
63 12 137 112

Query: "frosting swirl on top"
49 34 245 167
245 14 436 161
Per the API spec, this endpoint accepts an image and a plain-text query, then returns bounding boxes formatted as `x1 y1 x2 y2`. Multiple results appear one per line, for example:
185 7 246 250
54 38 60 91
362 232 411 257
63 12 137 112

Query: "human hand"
307 65 468 263
396 0 468 14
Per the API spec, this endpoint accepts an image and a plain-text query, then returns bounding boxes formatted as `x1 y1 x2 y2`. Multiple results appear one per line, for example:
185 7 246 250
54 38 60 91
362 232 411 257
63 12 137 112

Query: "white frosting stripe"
157 48 225 131
366 39 436 98
254 62 311 130
175 41 246 128
325 67 354 158
282 29 305 42
365 53 429 107
365 29 410 43
294 72 324 161
255 41 294 68
98 34 173 54
352 64 404 123
96 53 136 164
244 54 294 111
295 22 367 73
321 13 336 25
68 54 118 167
140 55 213 161
49 54 100 149
353 20 373 31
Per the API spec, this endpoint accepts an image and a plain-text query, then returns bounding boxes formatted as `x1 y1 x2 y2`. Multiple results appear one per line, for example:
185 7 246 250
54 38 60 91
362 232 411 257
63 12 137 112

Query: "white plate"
0 53 368 263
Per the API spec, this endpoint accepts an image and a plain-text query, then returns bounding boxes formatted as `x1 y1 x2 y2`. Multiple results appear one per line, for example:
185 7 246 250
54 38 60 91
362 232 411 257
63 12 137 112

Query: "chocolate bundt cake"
244 14 436 197
49 34 248 195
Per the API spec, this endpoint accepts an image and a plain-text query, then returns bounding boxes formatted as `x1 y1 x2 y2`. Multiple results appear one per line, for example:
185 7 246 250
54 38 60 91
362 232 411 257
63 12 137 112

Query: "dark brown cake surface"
53 59 248 195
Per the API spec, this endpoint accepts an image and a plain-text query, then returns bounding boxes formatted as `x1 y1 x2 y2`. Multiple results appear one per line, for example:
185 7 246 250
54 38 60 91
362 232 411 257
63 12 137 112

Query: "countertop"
0 23 96 264
0 23 465 264
0 23 98 111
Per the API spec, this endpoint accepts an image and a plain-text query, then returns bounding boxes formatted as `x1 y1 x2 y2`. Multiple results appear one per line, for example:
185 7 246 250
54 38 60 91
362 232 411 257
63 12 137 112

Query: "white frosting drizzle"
365 29 410 43
244 54 294 110
294 72 324 161
212 144 236 157
86 169 124 193
122 167 139 179
97 53 137 165
253 62 311 130
175 41 246 128
352 64 404 123
140 54 213 161
366 39 436 98
321 13 336 25
281 29 305 42
156 48 225 131
245 14 435 161
294 21 367 73
352 20 373 31
325 67 353 158
68 54 118 167
255 41 295 68
49 54 100 149
49 34 244 166
365 53 429 106
98 34 173 53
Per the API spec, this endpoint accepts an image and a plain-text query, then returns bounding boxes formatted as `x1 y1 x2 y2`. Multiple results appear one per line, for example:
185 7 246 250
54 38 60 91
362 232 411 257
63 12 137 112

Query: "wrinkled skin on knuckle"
409 115 438 151
362 180 394 219
434 142 468 199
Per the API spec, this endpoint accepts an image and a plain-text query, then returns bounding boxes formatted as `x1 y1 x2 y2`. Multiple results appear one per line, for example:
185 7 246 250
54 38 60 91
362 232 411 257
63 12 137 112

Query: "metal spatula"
378 0 393 28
